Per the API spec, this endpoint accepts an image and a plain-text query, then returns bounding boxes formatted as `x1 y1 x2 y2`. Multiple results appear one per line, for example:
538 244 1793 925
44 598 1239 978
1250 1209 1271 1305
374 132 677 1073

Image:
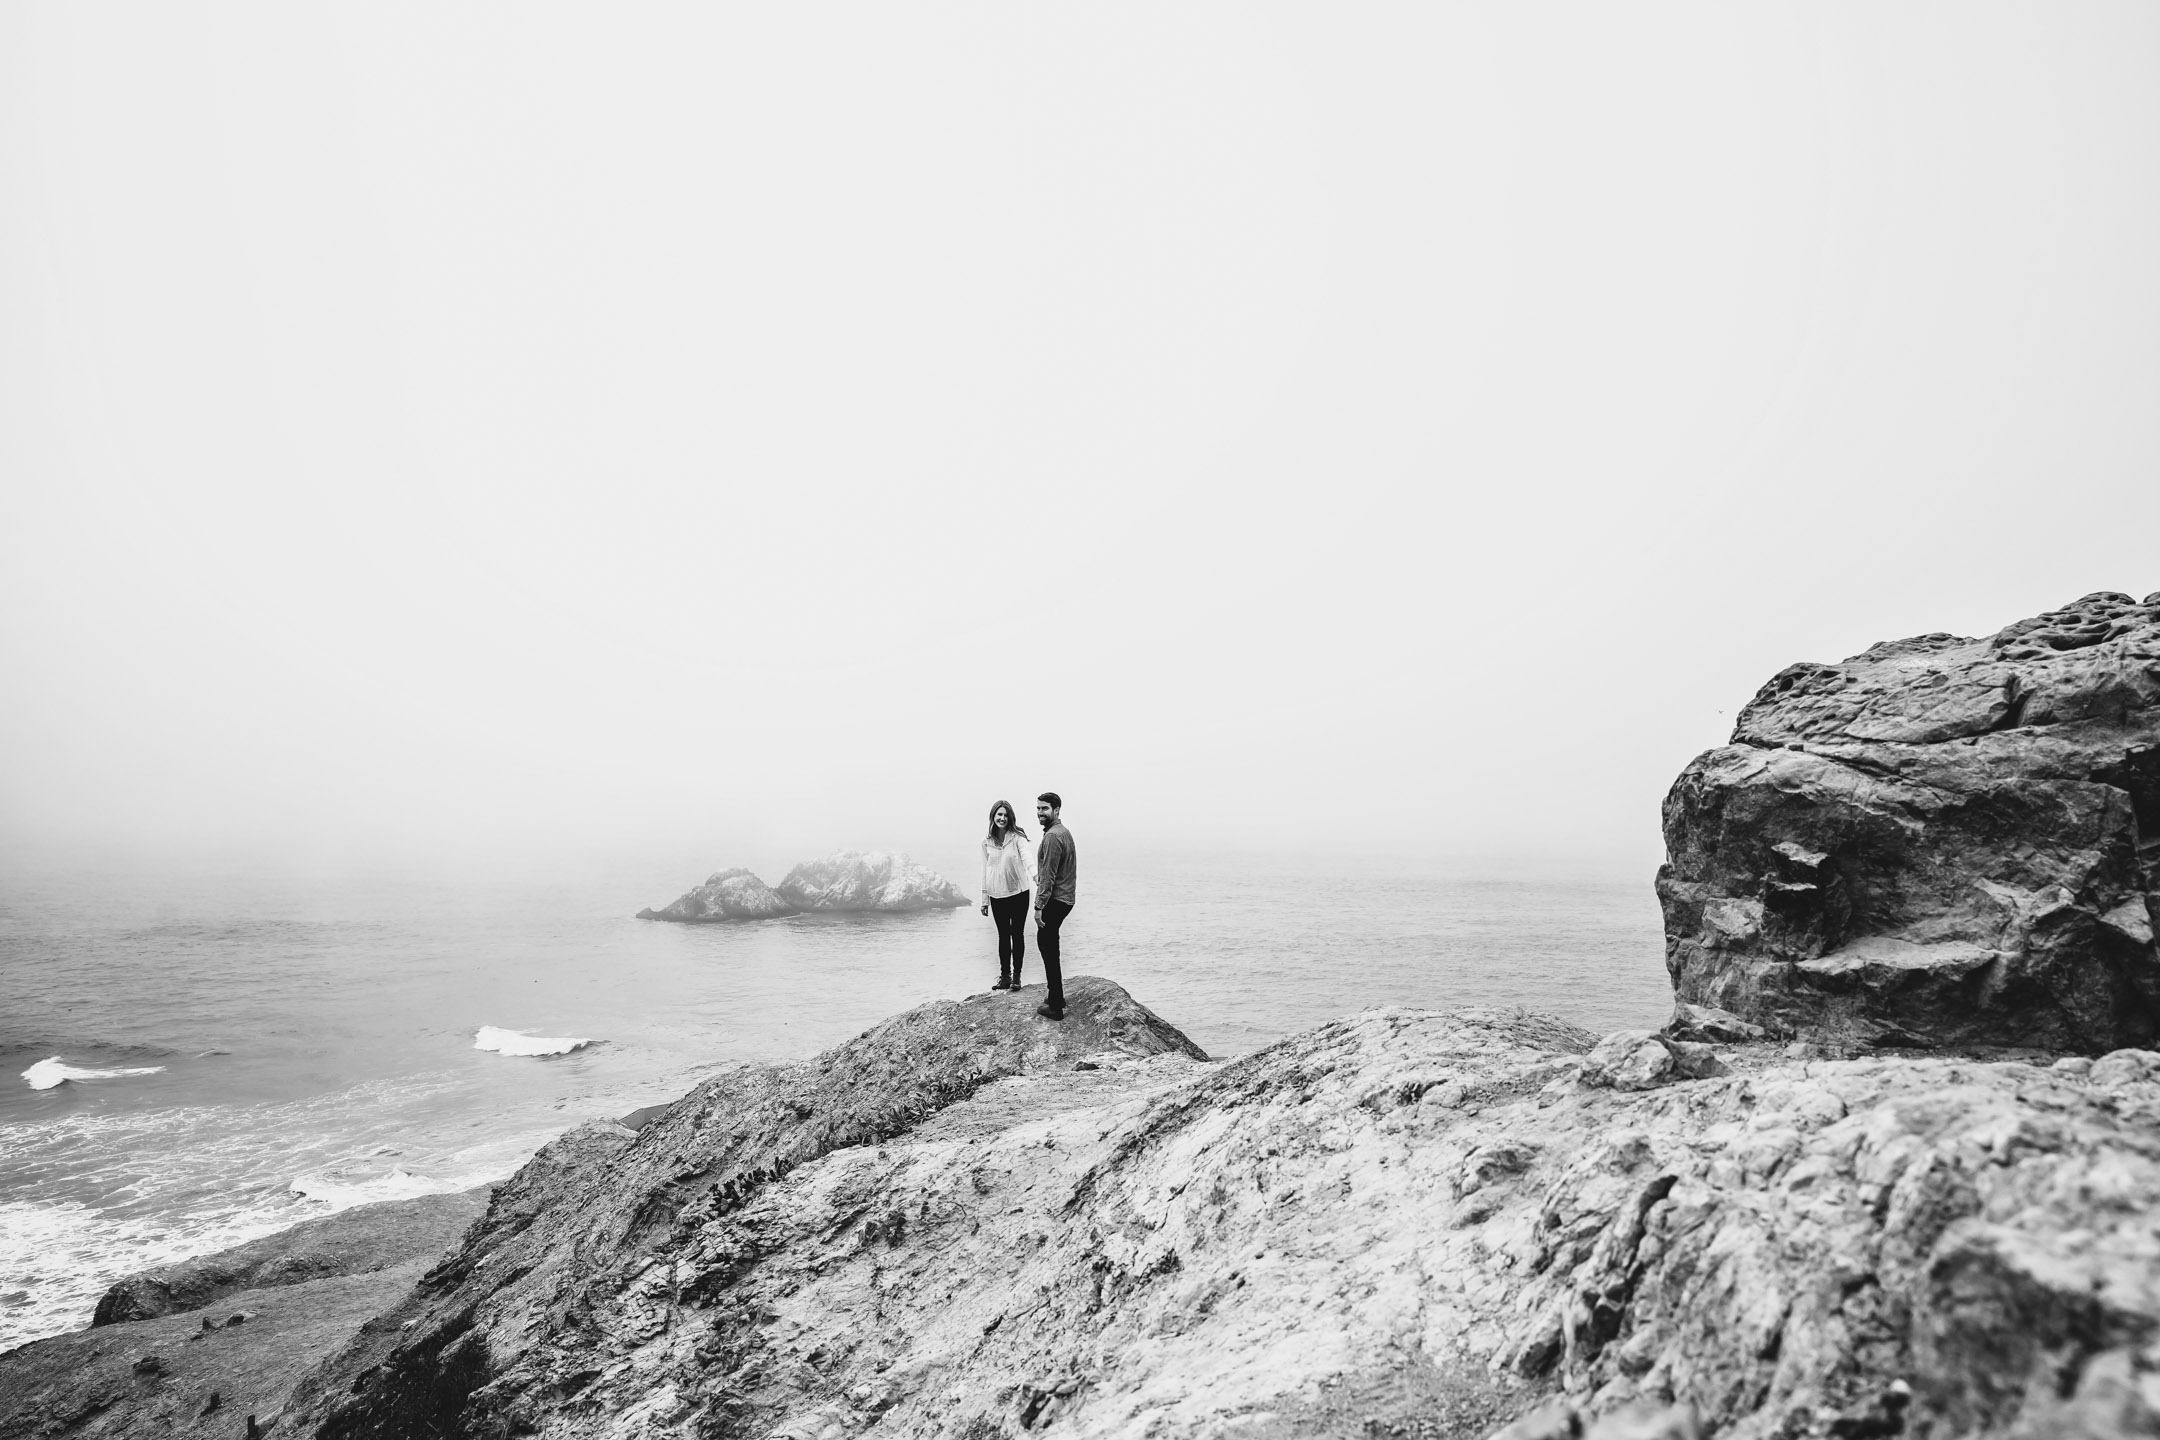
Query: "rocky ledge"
0 1190 489 1439
1660 591 2160 1051
639 852 969 922
90 1190 488 1328
10 984 2159 1439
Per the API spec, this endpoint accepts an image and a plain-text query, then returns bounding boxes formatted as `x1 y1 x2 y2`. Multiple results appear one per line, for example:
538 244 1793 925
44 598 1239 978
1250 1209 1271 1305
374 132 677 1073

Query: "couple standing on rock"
980 793 1077 1020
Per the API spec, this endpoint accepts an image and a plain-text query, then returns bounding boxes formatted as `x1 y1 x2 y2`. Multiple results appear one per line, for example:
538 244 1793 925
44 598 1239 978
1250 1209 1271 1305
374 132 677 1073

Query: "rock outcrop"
0 1266 440 1440
1660 591 2160 1051
638 868 799 922
775 850 970 912
639 853 970 922
261 994 2160 1440
91 1190 487 1326
277 977 1203 1439
15 976 2160 1438
1 1191 489 1440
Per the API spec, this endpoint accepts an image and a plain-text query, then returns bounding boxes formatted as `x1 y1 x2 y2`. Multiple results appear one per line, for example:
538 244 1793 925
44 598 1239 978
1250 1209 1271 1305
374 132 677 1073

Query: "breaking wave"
21 1057 167 1091
288 1166 491 1210
473 1026 595 1057
0 1197 298 1351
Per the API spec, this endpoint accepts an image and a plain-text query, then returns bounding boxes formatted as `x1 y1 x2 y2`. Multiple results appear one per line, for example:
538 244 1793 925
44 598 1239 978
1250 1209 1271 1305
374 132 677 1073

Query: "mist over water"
0 845 1667 1349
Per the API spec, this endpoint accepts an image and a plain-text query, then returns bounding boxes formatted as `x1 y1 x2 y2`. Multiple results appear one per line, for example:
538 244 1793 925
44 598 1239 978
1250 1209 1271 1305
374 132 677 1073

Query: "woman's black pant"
990 891 1030 984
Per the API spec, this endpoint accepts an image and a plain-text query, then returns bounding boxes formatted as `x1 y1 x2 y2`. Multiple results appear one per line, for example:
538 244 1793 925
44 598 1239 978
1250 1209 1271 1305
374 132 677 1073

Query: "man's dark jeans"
1036 899 1072 1010
990 891 1029 985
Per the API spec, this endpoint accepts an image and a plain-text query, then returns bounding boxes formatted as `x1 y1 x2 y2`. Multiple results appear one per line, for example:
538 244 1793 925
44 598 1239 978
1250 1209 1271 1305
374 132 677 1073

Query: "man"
1032 792 1076 1020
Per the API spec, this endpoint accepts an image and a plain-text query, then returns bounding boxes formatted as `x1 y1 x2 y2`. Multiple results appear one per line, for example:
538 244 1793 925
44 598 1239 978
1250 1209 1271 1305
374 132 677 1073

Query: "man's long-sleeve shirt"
1035 823 1077 907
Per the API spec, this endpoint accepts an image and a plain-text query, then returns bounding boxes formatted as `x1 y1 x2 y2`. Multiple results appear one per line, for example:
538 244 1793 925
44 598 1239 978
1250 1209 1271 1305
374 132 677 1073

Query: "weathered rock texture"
278 977 1203 1438
16 982 2160 1439
1660 591 2160 1050
639 869 800 923
775 850 969 913
260 993 2160 1440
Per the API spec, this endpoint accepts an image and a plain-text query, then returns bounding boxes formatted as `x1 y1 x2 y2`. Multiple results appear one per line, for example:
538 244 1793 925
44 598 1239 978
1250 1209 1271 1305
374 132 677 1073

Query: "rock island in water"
638 851 970 922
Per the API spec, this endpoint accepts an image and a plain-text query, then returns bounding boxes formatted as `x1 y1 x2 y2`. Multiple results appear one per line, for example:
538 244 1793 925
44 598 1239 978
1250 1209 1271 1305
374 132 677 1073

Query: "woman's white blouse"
981 834 1033 900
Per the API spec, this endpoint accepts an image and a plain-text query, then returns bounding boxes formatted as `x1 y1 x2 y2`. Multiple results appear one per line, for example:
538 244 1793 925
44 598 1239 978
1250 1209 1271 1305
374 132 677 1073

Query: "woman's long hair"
986 799 1029 845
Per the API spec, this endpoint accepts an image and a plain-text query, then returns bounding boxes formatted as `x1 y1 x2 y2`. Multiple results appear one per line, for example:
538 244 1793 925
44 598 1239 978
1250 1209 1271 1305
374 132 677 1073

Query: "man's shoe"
1036 1003 1065 1021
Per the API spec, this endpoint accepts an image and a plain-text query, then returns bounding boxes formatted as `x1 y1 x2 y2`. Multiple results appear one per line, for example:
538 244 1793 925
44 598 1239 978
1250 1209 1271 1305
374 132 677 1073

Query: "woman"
980 800 1034 991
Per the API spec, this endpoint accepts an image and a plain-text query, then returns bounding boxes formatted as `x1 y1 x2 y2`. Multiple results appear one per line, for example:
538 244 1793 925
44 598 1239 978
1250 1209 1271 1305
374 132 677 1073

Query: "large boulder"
1660 591 2160 1051
638 867 798 922
775 850 969 912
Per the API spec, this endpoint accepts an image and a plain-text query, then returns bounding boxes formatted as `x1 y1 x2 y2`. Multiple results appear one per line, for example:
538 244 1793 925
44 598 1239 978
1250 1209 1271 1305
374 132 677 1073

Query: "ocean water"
0 849 1671 1351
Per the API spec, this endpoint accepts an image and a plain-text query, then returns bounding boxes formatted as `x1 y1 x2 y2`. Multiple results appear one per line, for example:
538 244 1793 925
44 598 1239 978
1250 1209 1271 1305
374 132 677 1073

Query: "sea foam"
21 1057 167 1091
473 1026 595 1057
289 1167 482 1210
0 1197 295 1353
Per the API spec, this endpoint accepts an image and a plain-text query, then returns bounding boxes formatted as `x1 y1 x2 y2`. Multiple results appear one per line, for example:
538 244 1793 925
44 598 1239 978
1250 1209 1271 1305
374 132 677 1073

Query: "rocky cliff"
1659 591 2160 1051
225 991 2160 1440
16 986 2160 1439
277 977 1203 1439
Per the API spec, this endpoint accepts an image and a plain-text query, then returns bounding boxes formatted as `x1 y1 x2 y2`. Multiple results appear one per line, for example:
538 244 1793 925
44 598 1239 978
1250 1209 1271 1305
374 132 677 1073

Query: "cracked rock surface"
270 986 2160 1440
1660 591 2160 1050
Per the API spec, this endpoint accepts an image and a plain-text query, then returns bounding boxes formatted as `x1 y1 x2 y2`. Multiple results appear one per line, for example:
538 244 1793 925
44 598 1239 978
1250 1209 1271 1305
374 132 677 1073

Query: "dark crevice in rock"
1988 678 2031 733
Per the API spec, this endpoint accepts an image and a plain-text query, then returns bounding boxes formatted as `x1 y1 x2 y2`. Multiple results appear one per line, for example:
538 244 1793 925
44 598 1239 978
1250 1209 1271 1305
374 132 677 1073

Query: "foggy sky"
3 3 2157 878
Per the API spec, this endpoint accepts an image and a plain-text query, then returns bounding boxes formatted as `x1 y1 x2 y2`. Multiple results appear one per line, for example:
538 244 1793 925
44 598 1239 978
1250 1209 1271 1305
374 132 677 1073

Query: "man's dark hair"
1037 791 1062 811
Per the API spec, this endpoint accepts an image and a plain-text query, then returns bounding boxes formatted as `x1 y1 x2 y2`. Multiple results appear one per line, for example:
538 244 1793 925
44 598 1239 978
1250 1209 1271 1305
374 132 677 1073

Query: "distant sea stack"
638 851 968 922
1659 590 2160 1051
775 850 969 912
637 868 797 922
